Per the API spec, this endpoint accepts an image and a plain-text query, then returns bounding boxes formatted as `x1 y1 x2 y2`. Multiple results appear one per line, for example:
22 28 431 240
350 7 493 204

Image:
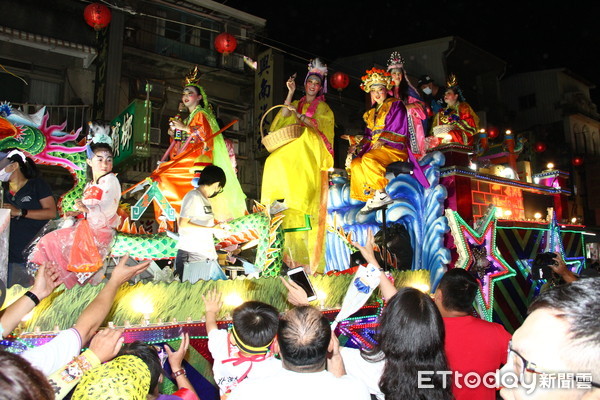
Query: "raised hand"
30 262 62 300
89 328 125 363
202 289 222 315
165 333 190 371
279 276 309 306
109 254 151 286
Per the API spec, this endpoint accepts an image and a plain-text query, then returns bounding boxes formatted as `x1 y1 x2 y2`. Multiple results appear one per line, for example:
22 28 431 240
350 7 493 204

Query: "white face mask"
0 167 13 182
422 87 432 95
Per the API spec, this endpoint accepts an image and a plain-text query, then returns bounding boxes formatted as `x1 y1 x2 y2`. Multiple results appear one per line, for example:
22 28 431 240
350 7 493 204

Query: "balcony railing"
10 103 91 134
126 28 245 72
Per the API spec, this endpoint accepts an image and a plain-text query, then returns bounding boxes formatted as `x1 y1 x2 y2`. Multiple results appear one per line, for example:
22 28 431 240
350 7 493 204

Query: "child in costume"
28 134 120 288
260 58 334 272
203 290 281 398
387 52 429 158
348 68 412 212
164 66 246 222
430 74 480 147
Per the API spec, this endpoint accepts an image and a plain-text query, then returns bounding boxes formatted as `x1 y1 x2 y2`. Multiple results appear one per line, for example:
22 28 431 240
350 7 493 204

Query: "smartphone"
287 267 317 301
531 252 556 280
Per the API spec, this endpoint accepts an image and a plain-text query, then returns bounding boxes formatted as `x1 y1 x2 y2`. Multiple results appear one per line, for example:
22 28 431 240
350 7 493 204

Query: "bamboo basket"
260 104 304 152
432 124 454 137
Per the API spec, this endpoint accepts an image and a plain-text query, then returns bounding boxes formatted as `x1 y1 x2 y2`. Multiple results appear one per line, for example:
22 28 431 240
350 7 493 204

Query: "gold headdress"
446 73 458 89
386 52 405 71
184 66 202 90
360 67 392 93
182 65 209 108
445 73 466 102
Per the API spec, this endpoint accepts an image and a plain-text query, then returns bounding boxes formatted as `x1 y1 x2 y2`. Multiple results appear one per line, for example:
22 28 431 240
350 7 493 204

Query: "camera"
531 252 556 280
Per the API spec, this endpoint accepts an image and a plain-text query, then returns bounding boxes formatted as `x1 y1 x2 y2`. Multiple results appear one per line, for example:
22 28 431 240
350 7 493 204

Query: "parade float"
0 100 587 397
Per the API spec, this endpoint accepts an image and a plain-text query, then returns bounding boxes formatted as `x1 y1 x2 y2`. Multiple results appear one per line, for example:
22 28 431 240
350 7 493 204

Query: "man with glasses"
500 277 600 399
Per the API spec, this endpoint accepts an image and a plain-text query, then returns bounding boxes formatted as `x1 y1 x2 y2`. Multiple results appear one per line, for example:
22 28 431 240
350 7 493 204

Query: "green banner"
111 99 150 166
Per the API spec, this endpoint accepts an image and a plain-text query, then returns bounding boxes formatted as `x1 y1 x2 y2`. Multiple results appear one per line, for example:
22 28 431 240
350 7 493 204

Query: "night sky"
222 0 600 102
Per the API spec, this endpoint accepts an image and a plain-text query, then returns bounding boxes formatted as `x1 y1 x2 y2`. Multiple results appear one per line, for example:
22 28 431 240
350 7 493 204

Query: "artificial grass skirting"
5 269 430 332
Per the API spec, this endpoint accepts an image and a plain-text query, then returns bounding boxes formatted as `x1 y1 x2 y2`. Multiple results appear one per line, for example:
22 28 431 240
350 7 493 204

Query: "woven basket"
432 124 454 136
260 104 304 152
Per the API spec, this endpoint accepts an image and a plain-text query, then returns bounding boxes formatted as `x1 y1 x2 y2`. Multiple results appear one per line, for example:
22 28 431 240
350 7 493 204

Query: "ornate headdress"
360 67 392 93
386 52 405 71
183 66 209 109
304 58 328 95
184 66 203 91
446 73 466 102
86 121 113 158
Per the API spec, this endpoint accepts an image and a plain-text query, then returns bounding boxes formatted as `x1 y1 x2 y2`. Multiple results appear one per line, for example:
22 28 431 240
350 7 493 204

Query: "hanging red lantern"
83 3 112 31
330 71 350 91
214 33 237 55
487 126 500 139
572 156 584 166
533 141 547 153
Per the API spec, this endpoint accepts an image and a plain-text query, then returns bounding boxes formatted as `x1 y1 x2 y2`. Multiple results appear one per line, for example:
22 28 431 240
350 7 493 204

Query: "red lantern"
330 71 350 91
83 3 112 31
572 156 584 166
214 33 237 55
533 141 547 153
487 126 500 139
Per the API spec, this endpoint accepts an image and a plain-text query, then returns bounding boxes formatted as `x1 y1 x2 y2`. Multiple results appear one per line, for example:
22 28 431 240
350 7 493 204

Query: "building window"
518 93 536 110
29 79 60 105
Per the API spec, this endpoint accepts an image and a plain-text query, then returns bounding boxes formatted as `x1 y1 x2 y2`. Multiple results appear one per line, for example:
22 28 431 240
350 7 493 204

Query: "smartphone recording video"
287 267 317 301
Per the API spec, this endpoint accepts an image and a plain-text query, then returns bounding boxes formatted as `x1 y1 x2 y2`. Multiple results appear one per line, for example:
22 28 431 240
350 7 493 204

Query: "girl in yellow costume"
261 59 334 271
350 68 411 212
167 67 247 221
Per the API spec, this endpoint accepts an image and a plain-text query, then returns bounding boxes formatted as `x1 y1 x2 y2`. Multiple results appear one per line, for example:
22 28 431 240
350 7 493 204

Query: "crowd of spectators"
0 247 598 400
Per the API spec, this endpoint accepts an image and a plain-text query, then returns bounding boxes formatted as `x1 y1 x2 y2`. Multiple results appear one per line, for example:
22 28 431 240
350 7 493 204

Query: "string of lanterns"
82 3 353 91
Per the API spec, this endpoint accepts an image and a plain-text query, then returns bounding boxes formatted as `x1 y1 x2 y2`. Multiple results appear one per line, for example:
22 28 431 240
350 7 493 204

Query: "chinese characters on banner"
255 49 274 153
110 99 151 167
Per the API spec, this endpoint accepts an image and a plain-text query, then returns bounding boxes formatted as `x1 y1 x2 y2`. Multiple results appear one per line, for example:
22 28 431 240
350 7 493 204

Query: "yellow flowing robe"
261 100 334 270
350 98 409 201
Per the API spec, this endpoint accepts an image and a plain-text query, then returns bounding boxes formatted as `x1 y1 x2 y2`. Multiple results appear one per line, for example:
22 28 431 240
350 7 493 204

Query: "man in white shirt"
229 306 371 400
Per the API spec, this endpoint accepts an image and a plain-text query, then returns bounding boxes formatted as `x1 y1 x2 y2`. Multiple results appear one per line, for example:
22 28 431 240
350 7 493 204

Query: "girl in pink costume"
29 136 120 288
387 52 428 158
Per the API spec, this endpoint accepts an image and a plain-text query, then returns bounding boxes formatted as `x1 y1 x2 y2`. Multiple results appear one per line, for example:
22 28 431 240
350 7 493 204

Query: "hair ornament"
446 73 466 102
183 66 210 109
386 51 405 71
184 65 203 90
305 58 328 94
86 121 113 158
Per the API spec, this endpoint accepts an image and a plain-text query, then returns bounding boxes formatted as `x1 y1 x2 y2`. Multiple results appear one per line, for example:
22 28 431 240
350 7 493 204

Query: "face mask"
422 87 432 95
0 167 13 182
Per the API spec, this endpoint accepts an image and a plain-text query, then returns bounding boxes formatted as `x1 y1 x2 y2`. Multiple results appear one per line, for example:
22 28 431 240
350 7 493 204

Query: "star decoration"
445 205 516 321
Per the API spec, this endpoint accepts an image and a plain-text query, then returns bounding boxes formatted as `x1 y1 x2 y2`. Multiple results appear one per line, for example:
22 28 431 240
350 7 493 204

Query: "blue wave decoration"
326 151 450 290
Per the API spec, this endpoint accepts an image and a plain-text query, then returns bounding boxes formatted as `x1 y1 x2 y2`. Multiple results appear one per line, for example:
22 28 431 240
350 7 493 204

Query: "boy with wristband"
203 290 281 397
